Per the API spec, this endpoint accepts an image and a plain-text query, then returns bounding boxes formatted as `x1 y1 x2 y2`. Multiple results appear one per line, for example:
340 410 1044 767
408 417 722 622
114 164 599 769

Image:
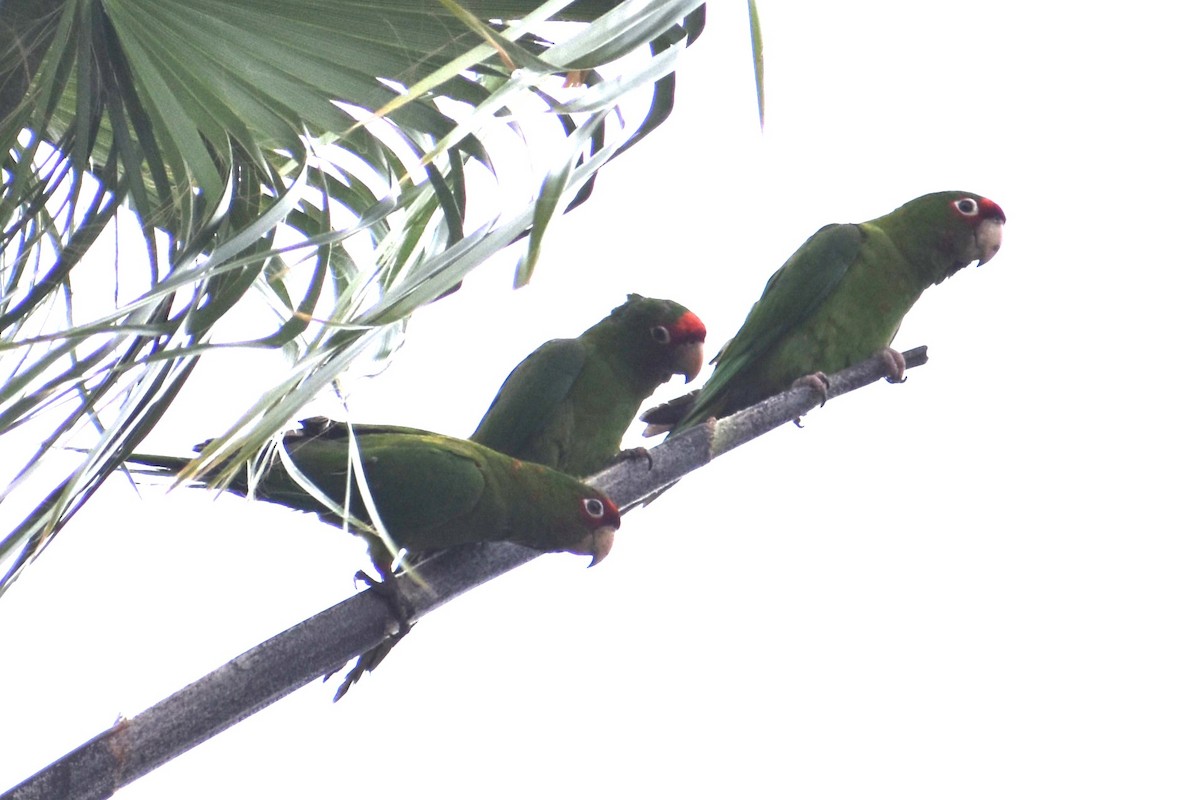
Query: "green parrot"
643 191 1005 434
471 293 706 476
130 422 622 700
127 421 622 576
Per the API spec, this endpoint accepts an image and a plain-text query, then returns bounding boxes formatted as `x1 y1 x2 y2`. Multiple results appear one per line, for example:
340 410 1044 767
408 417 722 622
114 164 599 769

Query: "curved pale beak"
975 219 1004 266
675 340 705 383
586 526 617 567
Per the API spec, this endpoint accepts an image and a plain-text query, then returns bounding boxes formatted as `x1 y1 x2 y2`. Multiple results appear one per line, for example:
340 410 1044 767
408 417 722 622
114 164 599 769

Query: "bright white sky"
4 3 1199 798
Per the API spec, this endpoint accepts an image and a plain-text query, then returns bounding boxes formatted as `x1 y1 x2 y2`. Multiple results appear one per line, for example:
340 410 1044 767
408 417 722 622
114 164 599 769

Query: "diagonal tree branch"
1 346 929 800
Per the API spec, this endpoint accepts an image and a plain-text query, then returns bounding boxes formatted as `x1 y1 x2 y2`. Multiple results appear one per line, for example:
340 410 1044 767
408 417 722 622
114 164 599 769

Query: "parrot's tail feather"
639 389 699 436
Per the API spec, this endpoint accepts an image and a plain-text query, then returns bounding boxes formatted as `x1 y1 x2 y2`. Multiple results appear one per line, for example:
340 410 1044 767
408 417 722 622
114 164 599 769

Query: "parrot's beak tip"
678 341 705 384
587 526 617 567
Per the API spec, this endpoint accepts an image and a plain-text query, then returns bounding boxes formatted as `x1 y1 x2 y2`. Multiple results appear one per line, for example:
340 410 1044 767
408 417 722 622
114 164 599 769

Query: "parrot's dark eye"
953 198 979 217
582 498 606 519
650 325 671 344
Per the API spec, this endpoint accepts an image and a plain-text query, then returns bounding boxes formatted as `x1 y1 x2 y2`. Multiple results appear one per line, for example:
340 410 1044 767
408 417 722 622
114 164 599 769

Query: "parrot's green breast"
759 221 926 391
472 294 706 477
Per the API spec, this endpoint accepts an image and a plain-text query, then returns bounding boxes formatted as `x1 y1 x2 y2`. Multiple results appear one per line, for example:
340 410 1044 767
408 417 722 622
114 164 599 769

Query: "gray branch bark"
2 346 928 800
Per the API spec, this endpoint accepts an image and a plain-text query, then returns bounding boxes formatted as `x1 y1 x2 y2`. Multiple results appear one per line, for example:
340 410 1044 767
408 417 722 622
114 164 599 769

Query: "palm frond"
0 0 708 594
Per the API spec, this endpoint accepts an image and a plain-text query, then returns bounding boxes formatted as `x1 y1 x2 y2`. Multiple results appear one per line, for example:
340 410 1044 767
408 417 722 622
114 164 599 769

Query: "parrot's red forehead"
670 310 707 342
978 197 1006 223
603 495 620 520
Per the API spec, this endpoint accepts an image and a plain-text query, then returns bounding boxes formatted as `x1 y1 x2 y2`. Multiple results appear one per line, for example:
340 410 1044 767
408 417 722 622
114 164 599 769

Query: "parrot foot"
330 633 407 702
614 446 653 471
879 347 907 383
792 372 831 405
327 570 416 701
790 372 830 427
357 569 416 633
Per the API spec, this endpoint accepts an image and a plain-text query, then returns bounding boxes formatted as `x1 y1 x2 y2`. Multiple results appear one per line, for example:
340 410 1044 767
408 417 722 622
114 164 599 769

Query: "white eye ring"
953 198 979 216
583 498 606 518
650 325 671 344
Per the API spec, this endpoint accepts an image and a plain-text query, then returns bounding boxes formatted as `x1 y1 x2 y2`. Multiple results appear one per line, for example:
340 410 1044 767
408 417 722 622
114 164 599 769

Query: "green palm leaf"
0 0 709 594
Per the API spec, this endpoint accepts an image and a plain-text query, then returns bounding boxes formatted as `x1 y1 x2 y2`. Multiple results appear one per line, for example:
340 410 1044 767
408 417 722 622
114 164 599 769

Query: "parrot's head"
571 494 621 567
607 294 708 384
947 194 1005 269
504 463 621 565
657 308 708 383
896 191 1006 283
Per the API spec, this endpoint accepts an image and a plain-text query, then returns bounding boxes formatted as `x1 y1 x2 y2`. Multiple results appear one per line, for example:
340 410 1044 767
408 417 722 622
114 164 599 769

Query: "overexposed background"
3 3 1199 797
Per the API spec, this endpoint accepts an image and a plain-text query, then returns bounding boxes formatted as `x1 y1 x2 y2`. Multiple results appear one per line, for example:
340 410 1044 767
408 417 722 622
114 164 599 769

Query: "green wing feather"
130 428 488 546
470 338 586 468
676 223 863 429
279 417 438 442
267 432 488 545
